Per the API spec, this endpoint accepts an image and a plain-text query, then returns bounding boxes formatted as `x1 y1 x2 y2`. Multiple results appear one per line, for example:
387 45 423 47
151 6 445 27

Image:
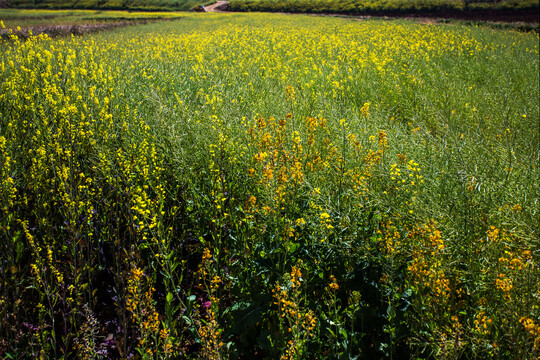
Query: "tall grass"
0 13 538 359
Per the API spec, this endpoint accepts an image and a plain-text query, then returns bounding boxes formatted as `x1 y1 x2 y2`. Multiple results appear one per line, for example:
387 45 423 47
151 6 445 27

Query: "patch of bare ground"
347 10 539 32
307 9 538 25
376 9 539 24
0 18 179 39
301 9 538 32
204 1 229 12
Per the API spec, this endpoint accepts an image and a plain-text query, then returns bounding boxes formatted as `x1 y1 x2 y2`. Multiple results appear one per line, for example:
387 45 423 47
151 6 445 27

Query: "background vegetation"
2 0 211 12
0 12 539 359
228 0 539 15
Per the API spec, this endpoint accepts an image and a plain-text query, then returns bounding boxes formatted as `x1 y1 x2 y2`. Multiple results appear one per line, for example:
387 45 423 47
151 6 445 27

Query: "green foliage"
0 12 538 359
229 0 539 14
5 0 208 11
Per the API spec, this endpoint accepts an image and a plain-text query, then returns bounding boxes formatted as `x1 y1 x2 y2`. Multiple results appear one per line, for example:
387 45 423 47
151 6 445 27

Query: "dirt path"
204 1 229 12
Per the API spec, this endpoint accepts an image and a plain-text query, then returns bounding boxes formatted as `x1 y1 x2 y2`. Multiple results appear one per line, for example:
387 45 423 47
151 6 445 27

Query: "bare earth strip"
204 1 229 12
0 19 179 39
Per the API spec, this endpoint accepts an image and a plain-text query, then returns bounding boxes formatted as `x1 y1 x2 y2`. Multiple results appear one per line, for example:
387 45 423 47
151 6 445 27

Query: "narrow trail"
204 1 229 12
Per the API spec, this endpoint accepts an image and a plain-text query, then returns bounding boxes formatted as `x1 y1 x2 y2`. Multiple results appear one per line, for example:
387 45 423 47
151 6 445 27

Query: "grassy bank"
0 13 538 359
0 8 185 34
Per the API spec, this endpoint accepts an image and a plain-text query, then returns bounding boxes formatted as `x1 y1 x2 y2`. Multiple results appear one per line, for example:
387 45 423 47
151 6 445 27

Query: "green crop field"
0 11 538 359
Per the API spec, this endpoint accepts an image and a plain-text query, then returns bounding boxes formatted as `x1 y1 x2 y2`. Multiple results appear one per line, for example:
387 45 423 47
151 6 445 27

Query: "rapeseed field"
0 12 538 359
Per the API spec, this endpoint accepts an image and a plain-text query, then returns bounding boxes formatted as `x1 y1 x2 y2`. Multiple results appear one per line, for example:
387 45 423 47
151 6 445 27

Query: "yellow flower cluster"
273 265 317 360
360 102 371 117
285 85 296 102
246 112 386 233
125 266 172 357
494 273 513 296
328 275 339 291
473 311 493 335
198 302 224 360
389 158 423 195
196 248 225 359
519 317 540 351
197 248 214 285
406 223 450 300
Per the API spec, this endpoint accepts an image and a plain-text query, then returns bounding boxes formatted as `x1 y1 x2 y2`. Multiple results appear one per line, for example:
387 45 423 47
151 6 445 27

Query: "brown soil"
0 19 161 39
376 9 539 24
204 1 229 13
314 9 539 29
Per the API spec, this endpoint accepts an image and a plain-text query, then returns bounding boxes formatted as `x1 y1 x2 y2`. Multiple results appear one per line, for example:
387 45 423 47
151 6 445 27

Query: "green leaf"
14 234 23 262
182 315 192 326
166 292 173 303
287 242 299 254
